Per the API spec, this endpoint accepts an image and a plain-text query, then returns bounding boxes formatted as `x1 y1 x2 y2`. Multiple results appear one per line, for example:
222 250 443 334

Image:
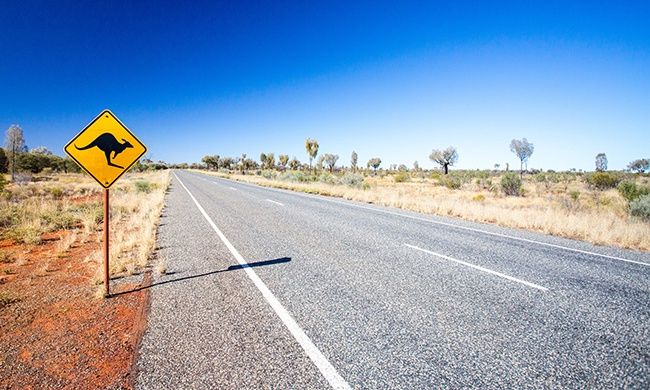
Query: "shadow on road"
110 257 291 298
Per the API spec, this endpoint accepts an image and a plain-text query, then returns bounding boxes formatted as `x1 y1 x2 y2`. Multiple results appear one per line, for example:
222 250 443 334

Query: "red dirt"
0 230 150 389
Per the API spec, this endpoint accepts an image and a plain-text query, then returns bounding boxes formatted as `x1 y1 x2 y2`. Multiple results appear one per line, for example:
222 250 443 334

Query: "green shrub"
442 176 461 190
0 291 20 308
501 172 522 196
0 252 15 263
630 195 650 221
0 205 19 228
49 187 64 198
42 207 77 230
429 171 442 181
134 180 156 193
534 173 547 183
569 190 580 201
260 170 276 180
586 172 620 190
339 173 364 187
472 194 486 202
394 172 410 183
9 226 41 244
617 181 649 203
317 173 337 185
278 171 307 182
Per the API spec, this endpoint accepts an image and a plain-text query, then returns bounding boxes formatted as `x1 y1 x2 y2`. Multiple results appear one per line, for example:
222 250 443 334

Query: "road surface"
135 170 650 389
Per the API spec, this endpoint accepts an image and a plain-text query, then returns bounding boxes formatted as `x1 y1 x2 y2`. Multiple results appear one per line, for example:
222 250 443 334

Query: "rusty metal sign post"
64 109 147 297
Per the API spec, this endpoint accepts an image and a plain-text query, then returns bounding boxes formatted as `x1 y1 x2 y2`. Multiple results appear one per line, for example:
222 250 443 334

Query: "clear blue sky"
1 1 648 171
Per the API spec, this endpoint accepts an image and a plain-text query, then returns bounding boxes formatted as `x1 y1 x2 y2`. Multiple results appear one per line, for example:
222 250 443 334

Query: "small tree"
628 158 650 174
413 161 419 171
0 148 8 174
305 138 319 173
322 154 339 173
218 157 233 170
501 172 522 196
202 155 220 170
278 154 289 170
595 153 607 172
316 155 325 172
367 157 381 173
240 153 247 174
4 125 26 181
259 153 267 166
263 153 275 170
289 157 300 170
351 151 358 172
510 138 534 178
429 146 458 175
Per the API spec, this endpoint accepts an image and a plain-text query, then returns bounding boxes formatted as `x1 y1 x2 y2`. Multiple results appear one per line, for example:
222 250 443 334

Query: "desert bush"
586 171 620 190
429 171 442 181
0 291 20 308
501 172 522 196
569 190 581 202
42 207 77 230
278 171 308 182
630 195 650 221
260 170 276 180
617 181 649 203
339 173 364 187
394 172 410 183
0 205 19 228
534 173 547 183
442 176 461 190
317 173 337 185
49 187 64 198
0 251 15 263
135 180 157 193
472 194 486 202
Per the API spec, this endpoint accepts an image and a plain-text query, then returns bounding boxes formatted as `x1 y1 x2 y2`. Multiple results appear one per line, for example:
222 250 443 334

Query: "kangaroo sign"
64 109 147 188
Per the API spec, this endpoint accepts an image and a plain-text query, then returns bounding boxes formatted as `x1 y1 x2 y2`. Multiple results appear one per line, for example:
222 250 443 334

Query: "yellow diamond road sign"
64 110 147 188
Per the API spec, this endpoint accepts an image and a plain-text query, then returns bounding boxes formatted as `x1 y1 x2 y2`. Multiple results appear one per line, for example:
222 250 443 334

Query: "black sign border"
64 109 148 189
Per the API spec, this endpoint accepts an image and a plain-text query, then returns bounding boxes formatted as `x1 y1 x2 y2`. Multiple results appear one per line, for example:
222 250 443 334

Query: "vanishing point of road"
134 170 650 389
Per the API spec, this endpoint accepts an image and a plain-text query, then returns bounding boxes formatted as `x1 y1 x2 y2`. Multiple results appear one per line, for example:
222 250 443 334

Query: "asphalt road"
135 170 650 389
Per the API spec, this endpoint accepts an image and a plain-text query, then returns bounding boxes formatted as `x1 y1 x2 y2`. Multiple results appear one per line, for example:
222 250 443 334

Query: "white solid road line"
228 186 237 190
173 173 351 390
266 199 284 206
405 244 549 291
202 174 648 268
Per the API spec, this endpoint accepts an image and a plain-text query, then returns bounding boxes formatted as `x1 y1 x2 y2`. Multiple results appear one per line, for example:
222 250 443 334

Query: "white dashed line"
266 199 284 206
405 243 549 291
202 174 648 268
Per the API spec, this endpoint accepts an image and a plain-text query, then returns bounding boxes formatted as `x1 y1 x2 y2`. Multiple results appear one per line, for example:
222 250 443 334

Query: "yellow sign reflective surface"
64 110 147 188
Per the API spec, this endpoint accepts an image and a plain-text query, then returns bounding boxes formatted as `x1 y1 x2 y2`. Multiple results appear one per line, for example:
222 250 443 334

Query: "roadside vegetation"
194 138 650 251
0 171 170 289
0 161 169 389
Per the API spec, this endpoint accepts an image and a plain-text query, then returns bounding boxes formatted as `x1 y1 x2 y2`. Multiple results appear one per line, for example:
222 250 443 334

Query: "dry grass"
197 170 650 252
103 171 170 279
56 231 78 257
0 291 20 308
0 170 171 291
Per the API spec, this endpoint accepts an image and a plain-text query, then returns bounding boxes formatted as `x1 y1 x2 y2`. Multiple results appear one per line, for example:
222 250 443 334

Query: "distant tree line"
196 135 648 178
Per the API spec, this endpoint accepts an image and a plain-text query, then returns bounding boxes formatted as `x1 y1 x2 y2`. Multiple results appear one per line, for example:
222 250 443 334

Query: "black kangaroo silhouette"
75 133 133 169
